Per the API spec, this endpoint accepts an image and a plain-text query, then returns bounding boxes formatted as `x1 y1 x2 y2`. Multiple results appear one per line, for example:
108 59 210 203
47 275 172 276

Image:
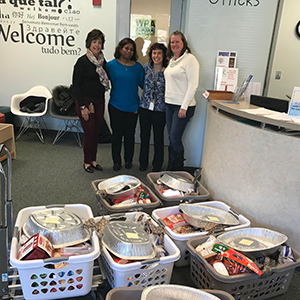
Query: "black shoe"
152 167 161 172
84 164 93 173
125 162 132 169
91 163 103 171
139 165 147 171
113 163 121 171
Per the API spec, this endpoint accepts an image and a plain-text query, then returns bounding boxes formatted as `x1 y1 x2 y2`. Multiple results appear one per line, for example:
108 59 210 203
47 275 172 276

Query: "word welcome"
0 23 75 45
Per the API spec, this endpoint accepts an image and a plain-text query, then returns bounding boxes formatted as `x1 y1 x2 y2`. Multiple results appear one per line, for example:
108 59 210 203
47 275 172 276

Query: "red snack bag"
162 213 189 229
212 243 262 276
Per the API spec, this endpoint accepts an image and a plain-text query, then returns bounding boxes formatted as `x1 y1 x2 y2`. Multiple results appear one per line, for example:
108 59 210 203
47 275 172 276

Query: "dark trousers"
108 102 138 164
76 98 104 164
139 107 166 170
165 103 195 153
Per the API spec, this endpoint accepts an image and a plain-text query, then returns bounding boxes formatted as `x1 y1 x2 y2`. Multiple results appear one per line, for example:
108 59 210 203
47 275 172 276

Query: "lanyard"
151 67 163 105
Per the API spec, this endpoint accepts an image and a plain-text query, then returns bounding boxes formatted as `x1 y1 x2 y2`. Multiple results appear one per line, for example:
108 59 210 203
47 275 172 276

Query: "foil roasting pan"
217 228 288 256
102 221 155 260
141 285 221 300
180 203 240 228
23 208 91 248
98 175 141 199
158 173 194 192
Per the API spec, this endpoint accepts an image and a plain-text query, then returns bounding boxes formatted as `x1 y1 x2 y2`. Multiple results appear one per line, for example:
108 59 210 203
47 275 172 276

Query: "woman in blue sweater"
106 38 144 171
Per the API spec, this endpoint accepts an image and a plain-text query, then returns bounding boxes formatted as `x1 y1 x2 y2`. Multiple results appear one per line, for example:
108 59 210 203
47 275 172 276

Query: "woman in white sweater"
164 30 199 170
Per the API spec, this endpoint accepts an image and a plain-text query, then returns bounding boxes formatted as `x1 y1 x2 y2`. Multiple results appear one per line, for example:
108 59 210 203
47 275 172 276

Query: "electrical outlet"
275 71 281 80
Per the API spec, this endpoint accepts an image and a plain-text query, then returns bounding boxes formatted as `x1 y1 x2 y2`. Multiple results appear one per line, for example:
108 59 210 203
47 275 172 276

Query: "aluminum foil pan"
98 175 141 199
141 285 221 300
158 173 194 192
23 208 90 248
102 221 155 260
180 203 240 227
217 228 288 256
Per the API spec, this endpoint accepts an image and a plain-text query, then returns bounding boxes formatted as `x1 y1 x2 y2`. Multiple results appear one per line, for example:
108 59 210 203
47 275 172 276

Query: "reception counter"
201 99 300 248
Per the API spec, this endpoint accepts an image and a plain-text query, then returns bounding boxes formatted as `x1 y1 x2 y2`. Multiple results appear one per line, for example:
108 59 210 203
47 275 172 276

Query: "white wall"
267 0 300 99
182 0 278 167
0 0 117 128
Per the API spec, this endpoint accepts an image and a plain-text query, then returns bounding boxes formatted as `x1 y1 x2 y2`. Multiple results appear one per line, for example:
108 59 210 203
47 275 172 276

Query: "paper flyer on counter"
288 87 300 117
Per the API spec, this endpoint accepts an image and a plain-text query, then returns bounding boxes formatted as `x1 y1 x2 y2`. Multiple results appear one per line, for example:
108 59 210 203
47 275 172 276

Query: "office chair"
10 86 52 143
49 99 82 147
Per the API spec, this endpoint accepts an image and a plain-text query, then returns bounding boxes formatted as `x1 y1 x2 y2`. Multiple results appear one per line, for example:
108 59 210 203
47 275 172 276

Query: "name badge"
149 101 154 111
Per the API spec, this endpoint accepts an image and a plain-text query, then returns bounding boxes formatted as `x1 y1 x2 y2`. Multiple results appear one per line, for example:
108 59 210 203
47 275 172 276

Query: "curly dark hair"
114 38 138 62
148 43 168 68
167 30 191 59
85 29 105 49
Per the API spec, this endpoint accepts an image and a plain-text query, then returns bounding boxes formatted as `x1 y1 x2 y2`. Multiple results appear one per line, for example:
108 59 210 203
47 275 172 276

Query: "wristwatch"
80 105 86 110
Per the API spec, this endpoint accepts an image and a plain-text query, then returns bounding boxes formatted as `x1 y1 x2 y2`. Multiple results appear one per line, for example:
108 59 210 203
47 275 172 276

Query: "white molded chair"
11 86 52 143
49 99 82 147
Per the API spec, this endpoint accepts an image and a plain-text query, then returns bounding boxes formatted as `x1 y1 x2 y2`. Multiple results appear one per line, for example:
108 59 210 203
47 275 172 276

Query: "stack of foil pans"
217 228 288 256
98 175 141 199
23 207 90 248
180 203 240 228
158 173 194 193
102 221 155 260
141 285 221 300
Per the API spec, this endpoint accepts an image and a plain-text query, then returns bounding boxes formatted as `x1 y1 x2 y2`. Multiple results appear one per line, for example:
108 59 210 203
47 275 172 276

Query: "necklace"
154 64 163 72
117 58 133 71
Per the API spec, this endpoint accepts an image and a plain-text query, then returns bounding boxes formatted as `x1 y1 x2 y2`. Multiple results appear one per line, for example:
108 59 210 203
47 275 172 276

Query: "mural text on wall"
0 0 83 56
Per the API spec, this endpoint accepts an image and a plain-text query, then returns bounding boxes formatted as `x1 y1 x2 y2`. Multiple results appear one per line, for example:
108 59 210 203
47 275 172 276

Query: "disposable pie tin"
141 284 221 300
102 221 155 260
217 227 288 256
98 175 141 199
180 203 240 227
23 208 90 248
158 173 194 192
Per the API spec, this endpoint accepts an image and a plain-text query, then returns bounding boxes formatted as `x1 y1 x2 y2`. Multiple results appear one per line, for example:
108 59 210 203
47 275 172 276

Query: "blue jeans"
165 104 195 153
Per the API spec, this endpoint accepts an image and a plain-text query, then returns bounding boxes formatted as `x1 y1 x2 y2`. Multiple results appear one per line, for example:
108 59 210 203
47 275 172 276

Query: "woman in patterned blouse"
139 43 168 172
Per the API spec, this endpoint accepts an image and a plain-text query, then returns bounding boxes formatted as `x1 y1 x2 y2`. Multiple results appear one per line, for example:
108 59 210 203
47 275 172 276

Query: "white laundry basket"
152 201 251 267
10 204 100 300
95 211 180 288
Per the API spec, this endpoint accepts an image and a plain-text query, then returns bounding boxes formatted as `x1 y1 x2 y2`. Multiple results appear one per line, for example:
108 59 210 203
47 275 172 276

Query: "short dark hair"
148 43 168 68
114 38 138 62
167 30 191 59
85 29 105 49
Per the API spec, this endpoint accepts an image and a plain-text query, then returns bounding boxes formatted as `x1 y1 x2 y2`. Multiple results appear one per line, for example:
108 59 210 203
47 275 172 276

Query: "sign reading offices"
208 0 260 6
0 0 82 56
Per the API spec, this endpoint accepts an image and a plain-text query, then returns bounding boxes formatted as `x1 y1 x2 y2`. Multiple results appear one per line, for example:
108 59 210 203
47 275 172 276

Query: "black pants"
139 107 166 170
108 102 138 164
